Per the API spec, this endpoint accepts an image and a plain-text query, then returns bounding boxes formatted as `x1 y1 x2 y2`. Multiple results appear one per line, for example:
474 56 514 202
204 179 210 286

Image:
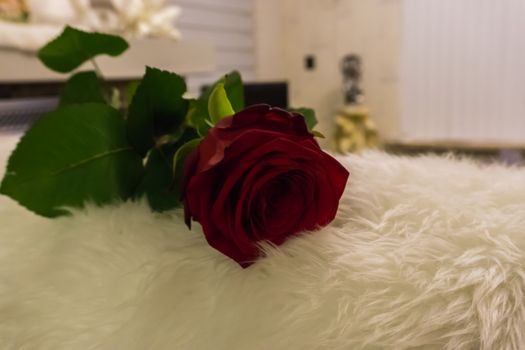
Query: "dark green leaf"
0 103 143 217
135 128 199 212
127 66 188 156
289 107 318 130
135 146 179 212
125 81 140 106
60 71 105 105
208 82 235 123
38 26 129 73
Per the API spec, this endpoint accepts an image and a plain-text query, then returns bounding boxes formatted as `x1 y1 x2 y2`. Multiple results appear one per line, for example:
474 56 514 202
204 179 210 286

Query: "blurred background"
1 0 524 164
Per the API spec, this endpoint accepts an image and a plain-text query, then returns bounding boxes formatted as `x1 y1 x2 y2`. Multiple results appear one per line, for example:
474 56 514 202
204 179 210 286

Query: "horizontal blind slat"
173 0 256 94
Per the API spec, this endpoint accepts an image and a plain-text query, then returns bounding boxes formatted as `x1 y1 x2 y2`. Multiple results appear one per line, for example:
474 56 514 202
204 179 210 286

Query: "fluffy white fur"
0 146 525 349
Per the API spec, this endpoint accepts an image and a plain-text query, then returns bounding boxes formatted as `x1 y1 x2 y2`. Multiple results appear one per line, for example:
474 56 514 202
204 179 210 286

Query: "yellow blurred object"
333 54 379 154
0 0 28 22
333 105 379 154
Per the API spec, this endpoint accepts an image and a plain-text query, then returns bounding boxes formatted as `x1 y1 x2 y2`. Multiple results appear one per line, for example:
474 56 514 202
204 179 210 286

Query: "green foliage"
186 99 212 137
208 83 235 123
109 87 122 110
125 81 140 106
127 67 188 156
135 128 198 211
186 71 243 136
38 26 129 73
0 104 143 217
219 71 244 113
135 145 180 212
0 26 321 218
60 71 105 105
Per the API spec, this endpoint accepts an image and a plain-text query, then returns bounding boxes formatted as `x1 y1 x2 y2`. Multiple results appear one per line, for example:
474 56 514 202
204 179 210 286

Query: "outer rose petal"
194 105 314 172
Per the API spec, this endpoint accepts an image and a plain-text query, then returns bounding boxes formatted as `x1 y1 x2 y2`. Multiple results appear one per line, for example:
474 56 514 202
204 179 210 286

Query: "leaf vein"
50 147 133 175
3 147 135 191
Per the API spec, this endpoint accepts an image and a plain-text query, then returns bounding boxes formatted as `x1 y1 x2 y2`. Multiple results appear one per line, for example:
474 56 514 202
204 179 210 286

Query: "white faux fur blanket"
1 142 524 349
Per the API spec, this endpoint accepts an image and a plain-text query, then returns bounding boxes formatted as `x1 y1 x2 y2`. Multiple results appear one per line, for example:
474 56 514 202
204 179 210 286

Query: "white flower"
0 0 94 51
0 0 181 52
109 0 181 39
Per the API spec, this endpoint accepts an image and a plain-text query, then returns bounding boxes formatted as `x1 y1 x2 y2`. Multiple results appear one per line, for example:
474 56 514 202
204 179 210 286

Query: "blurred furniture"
0 39 215 131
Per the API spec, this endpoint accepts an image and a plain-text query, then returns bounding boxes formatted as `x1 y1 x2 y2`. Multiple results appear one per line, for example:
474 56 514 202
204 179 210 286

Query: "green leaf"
208 83 235 123
135 128 199 212
125 81 140 106
289 107 318 130
60 71 105 105
110 87 121 110
0 103 144 217
185 71 244 135
38 26 129 73
127 66 188 156
200 71 244 113
186 99 212 137
135 146 179 211
220 71 244 113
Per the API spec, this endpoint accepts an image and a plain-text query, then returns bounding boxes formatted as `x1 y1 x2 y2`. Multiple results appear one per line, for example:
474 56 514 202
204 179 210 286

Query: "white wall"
401 0 525 143
174 0 257 94
253 0 286 81
255 0 402 141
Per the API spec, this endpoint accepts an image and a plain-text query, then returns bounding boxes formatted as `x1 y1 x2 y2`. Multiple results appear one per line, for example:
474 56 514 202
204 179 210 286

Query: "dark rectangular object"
203 82 289 109
243 82 288 109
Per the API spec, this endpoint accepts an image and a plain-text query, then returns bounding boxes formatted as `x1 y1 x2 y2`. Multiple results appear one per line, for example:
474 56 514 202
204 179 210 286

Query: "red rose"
182 104 349 267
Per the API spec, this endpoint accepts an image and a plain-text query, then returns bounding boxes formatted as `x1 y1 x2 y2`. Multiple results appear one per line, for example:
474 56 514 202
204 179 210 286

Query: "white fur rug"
1 140 525 349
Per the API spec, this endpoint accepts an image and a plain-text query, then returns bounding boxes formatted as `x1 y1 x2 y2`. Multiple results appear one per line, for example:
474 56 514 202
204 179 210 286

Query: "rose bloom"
182 104 349 267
